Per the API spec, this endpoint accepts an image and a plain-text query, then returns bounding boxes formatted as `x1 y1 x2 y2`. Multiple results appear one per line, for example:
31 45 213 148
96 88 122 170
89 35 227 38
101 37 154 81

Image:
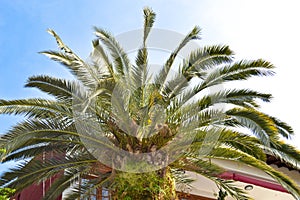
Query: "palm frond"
1 155 96 192
212 178 251 200
47 29 104 88
269 116 294 139
25 75 76 103
194 89 272 109
143 7 156 46
192 127 266 161
163 45 234 99
199 59 275 92
181 45 234 80
209 147 300 200
42 170 79 200
161 72 188 99
0 119 73 153
0 99 73 119
226 108 278 145
155 26 201 94
264 141 300 170
2 138 81 162
91 39 114 77
94 27 131 78
170 89 272 124
175 158 250 200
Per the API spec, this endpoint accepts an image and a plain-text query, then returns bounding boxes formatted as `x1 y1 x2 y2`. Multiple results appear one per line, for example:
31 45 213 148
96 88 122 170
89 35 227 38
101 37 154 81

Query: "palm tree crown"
1 7 300 200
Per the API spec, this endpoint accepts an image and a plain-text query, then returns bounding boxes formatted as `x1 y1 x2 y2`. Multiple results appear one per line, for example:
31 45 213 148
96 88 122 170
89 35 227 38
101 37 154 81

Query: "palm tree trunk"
111 167 177 199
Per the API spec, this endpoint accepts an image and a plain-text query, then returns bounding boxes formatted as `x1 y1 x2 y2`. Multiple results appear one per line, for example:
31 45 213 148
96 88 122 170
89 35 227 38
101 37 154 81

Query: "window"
101 188 110 200
79 187 111 200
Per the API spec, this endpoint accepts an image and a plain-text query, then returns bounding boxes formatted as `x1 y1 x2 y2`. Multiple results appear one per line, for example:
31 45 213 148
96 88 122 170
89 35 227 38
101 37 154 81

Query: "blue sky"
1 0 300 173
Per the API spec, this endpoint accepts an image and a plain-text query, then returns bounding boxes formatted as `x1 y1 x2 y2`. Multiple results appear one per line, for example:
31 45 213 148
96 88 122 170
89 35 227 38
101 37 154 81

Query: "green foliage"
0 7 300 200
0 149 6 158
0 188 15 200
109 162 176 199
112 171 173 200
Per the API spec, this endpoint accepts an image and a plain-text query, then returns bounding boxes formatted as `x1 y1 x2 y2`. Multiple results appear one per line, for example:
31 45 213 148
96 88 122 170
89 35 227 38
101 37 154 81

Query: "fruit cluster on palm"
1 8 300 200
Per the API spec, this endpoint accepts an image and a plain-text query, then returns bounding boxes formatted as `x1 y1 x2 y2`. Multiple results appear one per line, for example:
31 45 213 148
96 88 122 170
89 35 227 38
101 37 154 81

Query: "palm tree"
1 7 300 200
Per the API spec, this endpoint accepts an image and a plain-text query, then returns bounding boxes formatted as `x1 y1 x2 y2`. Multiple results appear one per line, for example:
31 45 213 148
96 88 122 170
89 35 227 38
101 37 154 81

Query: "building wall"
11 173 62 200
11 151 63 200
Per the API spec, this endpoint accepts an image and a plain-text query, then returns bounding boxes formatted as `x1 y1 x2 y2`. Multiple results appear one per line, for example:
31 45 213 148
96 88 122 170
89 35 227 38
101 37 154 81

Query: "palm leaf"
226 108 278 145
25 75 76 103
209 147 300 200
201 59 274 91
0 99 73 119
155 26 201 94
181 45 234 80
94 27 131 78
46 29 103 88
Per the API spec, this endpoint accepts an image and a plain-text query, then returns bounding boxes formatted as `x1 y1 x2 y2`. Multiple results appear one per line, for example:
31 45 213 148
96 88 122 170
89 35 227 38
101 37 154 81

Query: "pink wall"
12 173 62 200
219 171 288 193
